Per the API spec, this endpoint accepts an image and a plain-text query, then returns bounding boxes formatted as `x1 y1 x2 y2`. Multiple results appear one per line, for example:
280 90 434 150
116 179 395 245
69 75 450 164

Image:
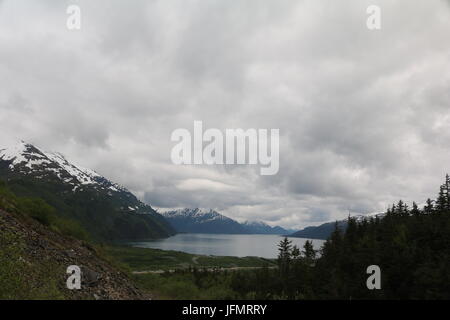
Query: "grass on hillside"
0 230 65 300
103 245 277 272
101 246 278 300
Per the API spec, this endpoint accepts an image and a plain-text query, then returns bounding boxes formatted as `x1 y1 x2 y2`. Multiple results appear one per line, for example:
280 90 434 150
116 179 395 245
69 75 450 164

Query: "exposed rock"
81 266 101 286
0 208 150 300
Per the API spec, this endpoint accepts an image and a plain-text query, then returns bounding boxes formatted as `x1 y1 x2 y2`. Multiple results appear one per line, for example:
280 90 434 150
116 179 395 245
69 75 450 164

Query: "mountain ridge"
0 205 148 299
162 208 295 234
0 141 175 241
0 141 127 194
288 213 385 240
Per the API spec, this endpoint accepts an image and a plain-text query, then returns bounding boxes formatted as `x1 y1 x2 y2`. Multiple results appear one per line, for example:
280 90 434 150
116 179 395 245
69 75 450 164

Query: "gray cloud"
1 0 450 229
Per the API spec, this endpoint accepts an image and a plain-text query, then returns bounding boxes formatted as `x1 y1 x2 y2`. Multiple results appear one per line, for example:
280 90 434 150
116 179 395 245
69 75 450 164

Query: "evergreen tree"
424 198 434 214
277 237 292 277
436 177 450 211
291 245 301 260
411 202 421 216
228 175 450 300
302 240 316 268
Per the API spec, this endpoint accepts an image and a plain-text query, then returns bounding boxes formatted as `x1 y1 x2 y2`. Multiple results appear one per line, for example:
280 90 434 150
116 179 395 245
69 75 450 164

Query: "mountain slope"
289 220 348 240
162 208 247 234
0 206 148 300
241 220 295 235
162 208 293 234
0 141 175 241
289 214 384 240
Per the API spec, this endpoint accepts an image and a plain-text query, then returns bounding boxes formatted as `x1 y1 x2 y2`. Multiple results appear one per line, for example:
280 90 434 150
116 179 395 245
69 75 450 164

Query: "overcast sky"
1 0 450 228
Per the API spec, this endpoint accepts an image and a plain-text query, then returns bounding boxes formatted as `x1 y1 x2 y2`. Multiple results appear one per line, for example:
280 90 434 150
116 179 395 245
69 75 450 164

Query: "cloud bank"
1 0 450 228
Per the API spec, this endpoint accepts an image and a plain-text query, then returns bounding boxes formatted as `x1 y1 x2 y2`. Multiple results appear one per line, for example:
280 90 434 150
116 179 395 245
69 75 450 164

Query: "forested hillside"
228 175 450 299
289 220 348 240
147 175 450 299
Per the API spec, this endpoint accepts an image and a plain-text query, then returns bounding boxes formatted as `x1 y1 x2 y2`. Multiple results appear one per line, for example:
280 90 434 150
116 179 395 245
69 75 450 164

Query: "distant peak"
243 220 269 227
163 208 228 221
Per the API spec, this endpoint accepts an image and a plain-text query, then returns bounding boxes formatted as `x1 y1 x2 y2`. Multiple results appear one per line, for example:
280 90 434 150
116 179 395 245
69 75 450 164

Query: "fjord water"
128 233 325 259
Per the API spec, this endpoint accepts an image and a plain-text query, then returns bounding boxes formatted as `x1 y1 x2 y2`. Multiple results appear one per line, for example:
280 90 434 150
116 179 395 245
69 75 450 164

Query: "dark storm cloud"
1 0 450 228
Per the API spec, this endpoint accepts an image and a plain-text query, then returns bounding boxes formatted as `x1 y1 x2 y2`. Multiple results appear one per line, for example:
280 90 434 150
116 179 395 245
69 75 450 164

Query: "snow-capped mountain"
241 220 294 235
163 208 231 222
0 141 175 240
0 141 125 194
162 208 293 235
162 208 246 234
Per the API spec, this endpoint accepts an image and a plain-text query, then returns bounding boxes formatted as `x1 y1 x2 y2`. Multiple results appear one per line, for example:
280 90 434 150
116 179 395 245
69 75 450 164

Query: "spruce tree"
424 198 434 214
436 175 450 211
277 237 293 277
303 240 316 261
411 202 420 216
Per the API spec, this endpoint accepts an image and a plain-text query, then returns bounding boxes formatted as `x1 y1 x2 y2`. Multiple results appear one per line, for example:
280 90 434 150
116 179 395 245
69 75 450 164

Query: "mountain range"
162 208 295 235
0 141 175 241
288 220 348 240
1 141 354 242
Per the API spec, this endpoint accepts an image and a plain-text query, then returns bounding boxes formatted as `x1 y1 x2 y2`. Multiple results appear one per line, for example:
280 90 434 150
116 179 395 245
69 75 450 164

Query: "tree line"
229 175 450 299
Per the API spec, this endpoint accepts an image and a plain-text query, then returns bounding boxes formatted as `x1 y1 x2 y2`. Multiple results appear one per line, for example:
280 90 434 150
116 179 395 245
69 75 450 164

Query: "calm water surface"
128 233 325 259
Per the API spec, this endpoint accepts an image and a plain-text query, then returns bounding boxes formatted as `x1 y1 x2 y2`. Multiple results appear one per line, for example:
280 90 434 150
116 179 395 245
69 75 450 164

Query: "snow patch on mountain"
242 220 270 227
44 151 100 185
162 208 293 234
0 141 126 193
162 208 230 222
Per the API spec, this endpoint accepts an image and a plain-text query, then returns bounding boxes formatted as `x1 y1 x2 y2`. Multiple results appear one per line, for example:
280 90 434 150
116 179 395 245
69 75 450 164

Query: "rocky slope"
0 207 149 300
